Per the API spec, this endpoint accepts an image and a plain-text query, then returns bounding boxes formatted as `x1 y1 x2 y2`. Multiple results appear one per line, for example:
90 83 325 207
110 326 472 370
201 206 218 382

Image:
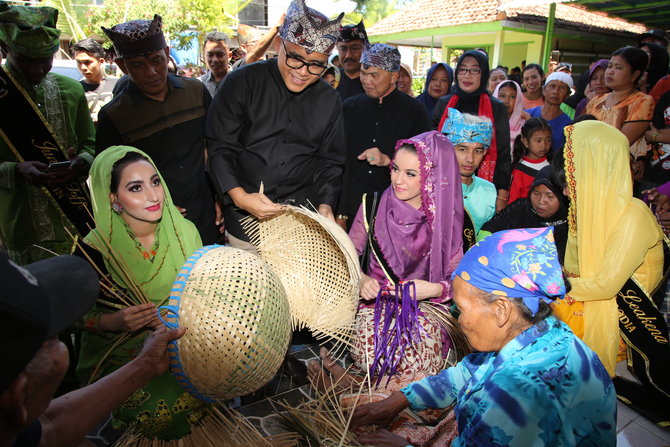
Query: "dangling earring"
111 201 123 214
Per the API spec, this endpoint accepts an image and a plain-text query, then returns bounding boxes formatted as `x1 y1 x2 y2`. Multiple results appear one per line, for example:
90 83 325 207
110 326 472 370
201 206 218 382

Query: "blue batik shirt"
402 316 616 446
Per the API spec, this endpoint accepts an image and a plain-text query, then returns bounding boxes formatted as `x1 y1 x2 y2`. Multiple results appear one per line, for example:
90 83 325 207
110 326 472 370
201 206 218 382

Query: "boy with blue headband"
442 109 497 237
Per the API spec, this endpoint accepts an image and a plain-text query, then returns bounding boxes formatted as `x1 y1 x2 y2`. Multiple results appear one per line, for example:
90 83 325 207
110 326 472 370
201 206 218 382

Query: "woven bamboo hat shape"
160 245 291 402
242 206 361 347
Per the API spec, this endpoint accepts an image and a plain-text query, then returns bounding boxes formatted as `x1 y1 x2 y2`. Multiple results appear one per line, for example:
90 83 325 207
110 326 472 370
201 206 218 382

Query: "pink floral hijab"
374 130 464 283
494 80 526 157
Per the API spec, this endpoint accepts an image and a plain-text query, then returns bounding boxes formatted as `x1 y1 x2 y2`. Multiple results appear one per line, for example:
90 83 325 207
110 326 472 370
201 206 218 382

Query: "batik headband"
452 227 566 315
279 0 343 54
338 20 367 42
360 43 401 72
101 14 166 59
0 3 60 58
441 108 493 148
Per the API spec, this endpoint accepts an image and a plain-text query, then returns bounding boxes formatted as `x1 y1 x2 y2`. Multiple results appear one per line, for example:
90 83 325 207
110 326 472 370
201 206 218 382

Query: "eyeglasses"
457 67 481 75
281 41 328 75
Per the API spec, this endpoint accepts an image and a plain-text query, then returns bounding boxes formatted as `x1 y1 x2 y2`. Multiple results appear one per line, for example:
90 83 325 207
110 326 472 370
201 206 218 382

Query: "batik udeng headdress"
101 14 167 59
278 0 344 54
360 43 401 72
338 19 367 43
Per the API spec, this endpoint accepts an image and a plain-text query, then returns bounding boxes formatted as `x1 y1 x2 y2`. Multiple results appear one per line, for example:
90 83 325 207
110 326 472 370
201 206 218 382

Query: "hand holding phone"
46 161 72 172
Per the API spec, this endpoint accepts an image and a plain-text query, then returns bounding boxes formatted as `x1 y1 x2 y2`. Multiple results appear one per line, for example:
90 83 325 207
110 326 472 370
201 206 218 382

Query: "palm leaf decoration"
43 0 88 43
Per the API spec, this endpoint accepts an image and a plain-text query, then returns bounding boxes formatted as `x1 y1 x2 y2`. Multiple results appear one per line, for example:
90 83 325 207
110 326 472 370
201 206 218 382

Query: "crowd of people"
1 0 669 445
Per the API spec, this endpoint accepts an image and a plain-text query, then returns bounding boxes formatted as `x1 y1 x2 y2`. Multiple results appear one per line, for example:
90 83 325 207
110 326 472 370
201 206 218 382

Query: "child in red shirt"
508 118 552 204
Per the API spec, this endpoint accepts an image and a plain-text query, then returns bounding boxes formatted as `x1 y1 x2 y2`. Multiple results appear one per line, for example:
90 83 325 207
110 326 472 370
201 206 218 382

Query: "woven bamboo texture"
165 245 291 401
242 206 361 347
117 406 299 446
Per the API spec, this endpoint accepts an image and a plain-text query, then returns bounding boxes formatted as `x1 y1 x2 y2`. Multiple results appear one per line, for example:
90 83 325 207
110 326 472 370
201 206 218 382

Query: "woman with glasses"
433 50 512 211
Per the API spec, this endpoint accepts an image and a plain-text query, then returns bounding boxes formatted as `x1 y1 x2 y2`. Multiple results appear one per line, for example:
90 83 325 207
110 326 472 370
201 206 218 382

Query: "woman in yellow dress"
553 120 669 417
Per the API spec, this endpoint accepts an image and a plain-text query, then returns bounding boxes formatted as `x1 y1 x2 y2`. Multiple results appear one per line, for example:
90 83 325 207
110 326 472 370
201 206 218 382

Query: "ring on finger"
368 156 375 161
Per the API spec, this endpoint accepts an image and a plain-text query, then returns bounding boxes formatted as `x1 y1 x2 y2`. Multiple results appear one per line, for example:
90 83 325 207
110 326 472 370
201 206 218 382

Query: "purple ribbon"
370 281 427 387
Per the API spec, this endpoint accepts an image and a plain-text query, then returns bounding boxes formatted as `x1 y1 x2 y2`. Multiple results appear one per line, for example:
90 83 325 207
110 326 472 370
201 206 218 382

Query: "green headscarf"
80 146 205 440
0 3 60 58
84 145 202 307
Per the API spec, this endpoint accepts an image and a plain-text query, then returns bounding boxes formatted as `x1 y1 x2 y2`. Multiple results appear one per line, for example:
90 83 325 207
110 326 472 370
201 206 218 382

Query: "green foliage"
84 0 184 42
83 0 249 50
173 0 250 48
346 0 416 26
412 76 425 96
42 0 88 42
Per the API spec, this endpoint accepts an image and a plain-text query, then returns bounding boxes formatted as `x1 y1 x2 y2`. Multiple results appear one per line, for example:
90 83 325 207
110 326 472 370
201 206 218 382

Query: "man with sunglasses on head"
206 0 346 250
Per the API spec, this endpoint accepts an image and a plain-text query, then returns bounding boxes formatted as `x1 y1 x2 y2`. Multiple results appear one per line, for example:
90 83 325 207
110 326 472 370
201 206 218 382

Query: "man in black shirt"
96 15 218 244
335 20 366 101
336 43 432 228
206 0 346 247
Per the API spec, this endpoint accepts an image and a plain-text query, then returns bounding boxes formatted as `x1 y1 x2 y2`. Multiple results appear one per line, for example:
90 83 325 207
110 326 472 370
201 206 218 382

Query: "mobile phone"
46 161 71 172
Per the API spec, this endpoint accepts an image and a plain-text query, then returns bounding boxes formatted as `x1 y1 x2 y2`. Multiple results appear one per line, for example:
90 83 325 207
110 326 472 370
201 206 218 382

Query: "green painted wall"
500 43 528 69
374 22 633 71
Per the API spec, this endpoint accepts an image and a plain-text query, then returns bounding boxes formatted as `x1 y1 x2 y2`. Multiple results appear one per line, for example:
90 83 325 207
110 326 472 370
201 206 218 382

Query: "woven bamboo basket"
242 206 360 347
161 245 291 402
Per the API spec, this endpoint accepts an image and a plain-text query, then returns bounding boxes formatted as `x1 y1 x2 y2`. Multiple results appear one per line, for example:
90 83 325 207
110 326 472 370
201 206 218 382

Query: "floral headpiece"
441 108 493 149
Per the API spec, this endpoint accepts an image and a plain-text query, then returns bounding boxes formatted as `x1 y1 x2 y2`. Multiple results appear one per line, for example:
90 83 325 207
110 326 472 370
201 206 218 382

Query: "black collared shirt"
336 68 364 102
206 58 346 240
96 74 216 243
337 88 432 217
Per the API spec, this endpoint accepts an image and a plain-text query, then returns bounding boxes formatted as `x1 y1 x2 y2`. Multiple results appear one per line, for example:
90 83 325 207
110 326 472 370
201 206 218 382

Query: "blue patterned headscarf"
453 227 566 315
360 43 401 72
441 108 493 149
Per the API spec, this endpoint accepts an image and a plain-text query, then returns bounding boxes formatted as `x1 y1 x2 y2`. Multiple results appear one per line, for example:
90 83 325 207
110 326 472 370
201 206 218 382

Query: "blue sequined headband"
441 108 493 148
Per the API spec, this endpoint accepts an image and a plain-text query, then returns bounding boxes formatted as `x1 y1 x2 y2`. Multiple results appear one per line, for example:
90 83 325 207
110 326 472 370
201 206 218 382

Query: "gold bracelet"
653 131 660 144
496 195 508 201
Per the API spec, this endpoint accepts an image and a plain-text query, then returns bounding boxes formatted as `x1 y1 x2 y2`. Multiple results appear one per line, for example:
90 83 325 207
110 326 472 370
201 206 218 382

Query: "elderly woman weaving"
351 227 616 447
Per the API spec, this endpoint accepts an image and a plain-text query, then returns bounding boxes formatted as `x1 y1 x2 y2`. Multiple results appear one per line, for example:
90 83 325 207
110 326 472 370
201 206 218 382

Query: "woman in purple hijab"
309 130 465 444
575 59 610 117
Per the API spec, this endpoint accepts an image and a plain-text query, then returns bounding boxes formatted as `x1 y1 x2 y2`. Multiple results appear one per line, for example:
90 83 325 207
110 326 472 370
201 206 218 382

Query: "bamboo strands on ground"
116 406 299 447
273 364 371 447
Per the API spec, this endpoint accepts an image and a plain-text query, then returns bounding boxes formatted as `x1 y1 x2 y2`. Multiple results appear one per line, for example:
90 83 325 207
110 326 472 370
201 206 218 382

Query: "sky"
268 0 358 24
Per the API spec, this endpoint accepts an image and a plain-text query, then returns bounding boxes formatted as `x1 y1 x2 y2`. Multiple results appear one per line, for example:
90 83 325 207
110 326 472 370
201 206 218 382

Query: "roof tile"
367 0 646 36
